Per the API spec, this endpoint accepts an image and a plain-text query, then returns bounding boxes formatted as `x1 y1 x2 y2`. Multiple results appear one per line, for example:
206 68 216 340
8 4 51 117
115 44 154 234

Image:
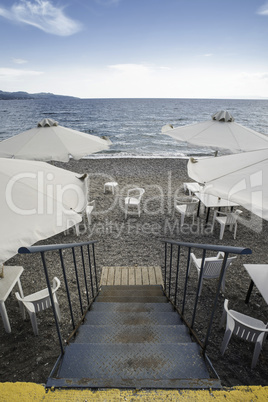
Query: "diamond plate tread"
100 285 164 297
90 302 174 313
83 312 182 326
57 343 210 382
95 296 168 303
75 325 191 344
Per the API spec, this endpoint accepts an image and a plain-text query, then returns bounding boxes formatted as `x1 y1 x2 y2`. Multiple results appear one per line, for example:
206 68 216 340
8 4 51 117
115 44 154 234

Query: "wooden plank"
128 267 135 285
107 267 115 285
135 267 142 285
121 268 128 285
114 267 122 285
155 266 163 285
100 267 108 285
148 266 156 285
141 267 149 285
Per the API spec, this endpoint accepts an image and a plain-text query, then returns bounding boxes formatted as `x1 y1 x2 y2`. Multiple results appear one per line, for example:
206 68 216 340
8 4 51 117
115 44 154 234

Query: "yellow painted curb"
0 383 268 401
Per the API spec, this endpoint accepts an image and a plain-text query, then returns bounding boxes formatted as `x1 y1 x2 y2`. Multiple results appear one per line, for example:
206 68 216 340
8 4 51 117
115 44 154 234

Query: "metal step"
53 343 214 389
83 312 182 326
95 296 168 303
100 285 164 297
100 285 163 291
90 302 174 313
75 325 191 344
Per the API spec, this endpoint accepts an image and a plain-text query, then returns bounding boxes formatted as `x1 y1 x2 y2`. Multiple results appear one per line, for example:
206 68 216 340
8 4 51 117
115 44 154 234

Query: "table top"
0 266 24 302
195 192 239 208
244 264 268 304
184 182 202 191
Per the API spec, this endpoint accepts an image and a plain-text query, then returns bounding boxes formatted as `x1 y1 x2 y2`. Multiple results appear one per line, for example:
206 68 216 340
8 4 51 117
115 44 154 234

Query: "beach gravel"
0 157 267 386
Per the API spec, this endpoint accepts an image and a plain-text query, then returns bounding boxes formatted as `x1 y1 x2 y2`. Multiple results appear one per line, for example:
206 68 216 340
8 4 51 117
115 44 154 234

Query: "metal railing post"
191 248 206 328
161 239 252 350
40 251 64 355
168 244 173 298
72 247 84 316
203 252 229 351
59 249 75 330
92 243 98 292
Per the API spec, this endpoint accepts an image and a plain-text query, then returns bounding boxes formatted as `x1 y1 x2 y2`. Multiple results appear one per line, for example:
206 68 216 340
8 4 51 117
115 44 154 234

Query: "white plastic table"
195 192 239 223
0 266 24 333
183 182 203 195
104 182 118 195
244 264 268 305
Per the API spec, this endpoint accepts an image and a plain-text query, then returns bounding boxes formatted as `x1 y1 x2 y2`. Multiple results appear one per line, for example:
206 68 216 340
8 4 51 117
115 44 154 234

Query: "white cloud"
94 0 121 5
12 58 28 64
0 0 83 36
241 72 268 80
256 2 268 15
108 63 151 74
203 53 213 57
0 68 43 78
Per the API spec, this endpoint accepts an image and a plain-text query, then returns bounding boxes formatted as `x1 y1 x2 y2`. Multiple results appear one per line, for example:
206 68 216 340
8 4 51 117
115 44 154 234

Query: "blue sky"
0 0 268 99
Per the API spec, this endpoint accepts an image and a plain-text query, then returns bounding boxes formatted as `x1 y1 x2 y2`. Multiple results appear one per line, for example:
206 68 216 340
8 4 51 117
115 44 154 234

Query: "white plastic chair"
15 277 61 336
175 197 199 227
220 299 268 369
125 188 145 218
212 209 242 240
189 252 236 296
75 200 95 235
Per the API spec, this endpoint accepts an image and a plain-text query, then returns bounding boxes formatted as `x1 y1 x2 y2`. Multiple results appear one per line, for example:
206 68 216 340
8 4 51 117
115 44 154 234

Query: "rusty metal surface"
75 325 190 344
90 302 174 313
83 312 182 326
47 283 220 389
56 343 210 383
95 296 168 303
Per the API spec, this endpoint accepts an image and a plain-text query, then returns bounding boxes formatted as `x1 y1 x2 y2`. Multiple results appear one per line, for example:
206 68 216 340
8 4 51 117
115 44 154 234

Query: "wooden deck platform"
100 266 163 286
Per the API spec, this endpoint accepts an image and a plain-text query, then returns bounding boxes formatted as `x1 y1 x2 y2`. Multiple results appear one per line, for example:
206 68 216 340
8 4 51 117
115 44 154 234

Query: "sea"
1 98 268 158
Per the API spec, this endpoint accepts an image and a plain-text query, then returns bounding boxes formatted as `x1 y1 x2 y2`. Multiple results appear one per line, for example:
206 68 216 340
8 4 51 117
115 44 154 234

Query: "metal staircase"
47 285 221 389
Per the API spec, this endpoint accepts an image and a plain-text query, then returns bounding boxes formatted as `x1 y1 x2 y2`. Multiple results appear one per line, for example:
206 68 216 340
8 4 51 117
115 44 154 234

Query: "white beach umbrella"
187 149 268 220
0 158 88 264
162 111 268 153
0 118 111 162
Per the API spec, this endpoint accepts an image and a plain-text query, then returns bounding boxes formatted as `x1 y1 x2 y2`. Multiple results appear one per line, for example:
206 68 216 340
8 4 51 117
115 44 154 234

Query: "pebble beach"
1 157 267 386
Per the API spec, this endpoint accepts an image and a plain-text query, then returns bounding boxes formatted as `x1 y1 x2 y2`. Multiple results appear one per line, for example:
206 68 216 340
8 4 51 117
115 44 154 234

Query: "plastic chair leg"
220 328 233 355
29 312 39 336
233 223 237 239
252 341 262 369
219 224 225 240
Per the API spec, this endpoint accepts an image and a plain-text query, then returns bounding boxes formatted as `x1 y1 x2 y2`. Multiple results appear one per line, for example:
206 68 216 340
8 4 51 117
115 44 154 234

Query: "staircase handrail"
161 239 252 351
19 240 99 356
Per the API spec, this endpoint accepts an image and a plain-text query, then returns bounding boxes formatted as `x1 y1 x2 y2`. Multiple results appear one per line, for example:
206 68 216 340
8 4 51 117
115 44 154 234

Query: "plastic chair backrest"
185 198 199 215
203 257 236 279
128 187 145 201
17 277 60 313
224 212 239 225
225 299 268 342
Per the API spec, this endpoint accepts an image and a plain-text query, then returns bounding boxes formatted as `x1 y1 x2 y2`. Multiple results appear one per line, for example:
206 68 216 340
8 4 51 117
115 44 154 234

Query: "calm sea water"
1 98 268 158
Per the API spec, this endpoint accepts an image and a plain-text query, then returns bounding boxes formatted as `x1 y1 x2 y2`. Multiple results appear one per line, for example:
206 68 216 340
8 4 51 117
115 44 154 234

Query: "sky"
0 0 268 99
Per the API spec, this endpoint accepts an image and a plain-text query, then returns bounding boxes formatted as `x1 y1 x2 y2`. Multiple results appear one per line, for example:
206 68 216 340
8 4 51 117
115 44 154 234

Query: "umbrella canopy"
162 111 268 153
187 149 268 220
0 158 88 264
0 118 111 162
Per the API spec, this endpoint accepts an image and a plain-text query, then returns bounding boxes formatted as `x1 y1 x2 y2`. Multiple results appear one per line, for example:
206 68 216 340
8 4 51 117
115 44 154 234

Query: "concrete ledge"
0 383 268 401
